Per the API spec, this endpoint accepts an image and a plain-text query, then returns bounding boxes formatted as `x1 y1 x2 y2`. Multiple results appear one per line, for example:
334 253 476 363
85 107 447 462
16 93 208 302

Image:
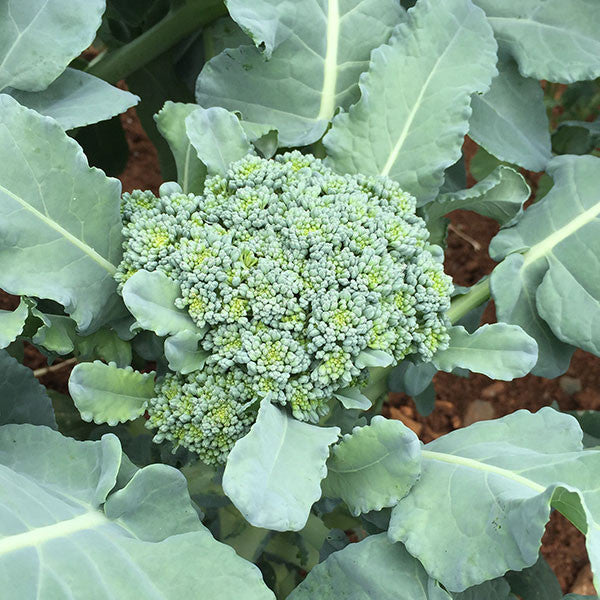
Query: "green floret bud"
117 150 453 464
147 369 257 465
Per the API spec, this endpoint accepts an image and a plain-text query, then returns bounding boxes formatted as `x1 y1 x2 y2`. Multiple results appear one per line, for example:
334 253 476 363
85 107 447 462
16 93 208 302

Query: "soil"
2 109 599 595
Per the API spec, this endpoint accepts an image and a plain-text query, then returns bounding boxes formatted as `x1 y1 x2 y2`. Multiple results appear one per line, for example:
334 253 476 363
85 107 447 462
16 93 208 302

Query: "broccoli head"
117 152 452 464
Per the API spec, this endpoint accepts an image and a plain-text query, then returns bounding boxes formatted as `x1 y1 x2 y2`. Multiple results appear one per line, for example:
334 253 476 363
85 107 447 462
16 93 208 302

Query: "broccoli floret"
117 151 453 464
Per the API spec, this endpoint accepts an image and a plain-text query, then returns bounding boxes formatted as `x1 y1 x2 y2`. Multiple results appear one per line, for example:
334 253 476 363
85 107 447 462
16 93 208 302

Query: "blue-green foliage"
116 152 452 463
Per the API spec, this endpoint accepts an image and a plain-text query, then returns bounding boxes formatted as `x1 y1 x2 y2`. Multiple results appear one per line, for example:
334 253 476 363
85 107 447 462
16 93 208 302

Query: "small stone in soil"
559 376 582 395
463 399 495 426
481 382 506 399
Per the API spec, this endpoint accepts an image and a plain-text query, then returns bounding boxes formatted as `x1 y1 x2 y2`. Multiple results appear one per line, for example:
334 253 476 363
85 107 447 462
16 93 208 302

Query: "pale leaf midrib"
0 183 117 275
421 449 546 493
380 16 465 176
317 0 340 121
523 199 600 267
0 510 108 555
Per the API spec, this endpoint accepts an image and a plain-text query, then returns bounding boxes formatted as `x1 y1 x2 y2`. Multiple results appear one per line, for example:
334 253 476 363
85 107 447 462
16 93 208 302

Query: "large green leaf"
6 69 139 130
490 155 600 376
155 101 207 194
0 298 27 349
186 106 252 175
0 95 123 332
322 416 421 516
288 533 452 599
68 361 155 426
469 58 551 171
388 408 600 593
0 0 105 92
0 424 274 599
222 397 339 532
324 0 497 204
196 0 403 147
473 0 600 83
121 269 200 337
432 324 538 380
422 166 529 246
0 350 56 428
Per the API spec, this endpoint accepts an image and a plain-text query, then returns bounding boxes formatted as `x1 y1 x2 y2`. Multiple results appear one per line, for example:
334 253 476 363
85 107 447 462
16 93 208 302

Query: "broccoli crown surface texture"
117 152 452 464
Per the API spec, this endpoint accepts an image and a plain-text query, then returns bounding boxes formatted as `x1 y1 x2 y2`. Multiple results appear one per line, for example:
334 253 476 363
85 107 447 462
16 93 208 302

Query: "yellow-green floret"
116 152 453 464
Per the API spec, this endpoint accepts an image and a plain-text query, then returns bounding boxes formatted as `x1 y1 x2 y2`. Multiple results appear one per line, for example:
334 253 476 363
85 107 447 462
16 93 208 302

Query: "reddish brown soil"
2 110 598 594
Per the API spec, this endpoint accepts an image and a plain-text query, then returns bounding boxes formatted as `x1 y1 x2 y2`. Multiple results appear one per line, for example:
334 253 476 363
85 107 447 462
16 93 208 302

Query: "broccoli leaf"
490 155 600 376
322 416 421 516
185 106 252 175
423 165 529 246
0 350 56 428
0 95 123 332
0 424 274 599
155 101 207 194
32 312 132 367
324 0 498 204
6 69 139 130
164 330 208 374
196 0 404 146
388 408 600 593
0 0 105 92
223 397 340 532
473 0 600 83
68 361 155 426
0 299 28 349
288 533 452 599
432 324 538 381
121 269 200 337
469 57 552 172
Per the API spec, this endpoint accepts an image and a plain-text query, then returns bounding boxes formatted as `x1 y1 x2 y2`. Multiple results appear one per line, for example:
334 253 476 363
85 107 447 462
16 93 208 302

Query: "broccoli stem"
86 0 227 84
446 278 491 324
362 278 492 404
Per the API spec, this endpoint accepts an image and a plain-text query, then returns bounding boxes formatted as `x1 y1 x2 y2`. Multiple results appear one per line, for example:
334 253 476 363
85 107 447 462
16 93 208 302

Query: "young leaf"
121 269 199 337
388 408 600 593
432 324 538 381
469 58 551 171
0 424 274 599
164 330 208 374
423 166 529 245
288 533 452 600
0 298 28 349
0 350 56 428
553 119 600 156
32 313 132 367
155 101 207 194
68 361 155 426
473 0 600 83
322 416 421 516
324 0 498 204
0 0 105 92
185 106 252 175
490 155 600 376
223 397 340 532
240 121 279 159
0 95 123 332
196 0 404 146
332 387 371 411
6 69 139 130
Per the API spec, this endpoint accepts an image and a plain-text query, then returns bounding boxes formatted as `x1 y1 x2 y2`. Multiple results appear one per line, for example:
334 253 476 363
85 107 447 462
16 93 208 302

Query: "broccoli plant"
1 0 600 598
